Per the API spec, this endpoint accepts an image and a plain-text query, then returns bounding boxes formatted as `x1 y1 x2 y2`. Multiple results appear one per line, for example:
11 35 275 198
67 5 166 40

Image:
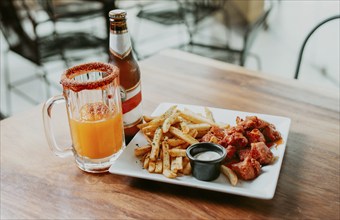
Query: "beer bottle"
108 9 142 144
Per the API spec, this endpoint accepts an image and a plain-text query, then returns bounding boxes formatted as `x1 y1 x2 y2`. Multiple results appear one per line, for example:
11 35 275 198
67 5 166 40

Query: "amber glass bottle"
108 9 142 144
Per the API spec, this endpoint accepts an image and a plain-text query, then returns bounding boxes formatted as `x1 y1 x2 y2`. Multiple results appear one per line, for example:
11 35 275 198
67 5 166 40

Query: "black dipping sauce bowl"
186 142 226 181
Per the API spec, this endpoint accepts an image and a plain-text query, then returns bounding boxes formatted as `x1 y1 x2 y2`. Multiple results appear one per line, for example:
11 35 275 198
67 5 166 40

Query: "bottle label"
121 82 142 127
110 32 131 59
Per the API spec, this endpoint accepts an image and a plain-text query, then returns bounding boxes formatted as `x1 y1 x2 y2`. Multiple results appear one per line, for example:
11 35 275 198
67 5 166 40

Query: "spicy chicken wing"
250 142 274 165
262 124 281 142
236 116 270 131
246 128 266 144
231 156 261 180
222 132 248 149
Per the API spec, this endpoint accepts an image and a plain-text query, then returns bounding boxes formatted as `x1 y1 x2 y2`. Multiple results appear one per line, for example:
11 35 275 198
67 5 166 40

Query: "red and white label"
122 83 142 126
110 32 131 59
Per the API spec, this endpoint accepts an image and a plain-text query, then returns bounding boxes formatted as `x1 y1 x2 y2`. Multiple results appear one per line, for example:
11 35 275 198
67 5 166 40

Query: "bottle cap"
109 9 127 19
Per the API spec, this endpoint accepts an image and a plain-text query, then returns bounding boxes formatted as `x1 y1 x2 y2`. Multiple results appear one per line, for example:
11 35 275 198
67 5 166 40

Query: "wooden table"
1 49 339 219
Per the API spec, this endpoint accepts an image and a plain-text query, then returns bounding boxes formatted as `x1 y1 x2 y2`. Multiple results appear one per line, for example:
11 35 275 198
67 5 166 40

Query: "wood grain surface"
1 49 339 219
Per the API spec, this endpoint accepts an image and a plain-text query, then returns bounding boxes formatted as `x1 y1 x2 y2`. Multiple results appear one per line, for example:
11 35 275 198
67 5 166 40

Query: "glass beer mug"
43 62 125 173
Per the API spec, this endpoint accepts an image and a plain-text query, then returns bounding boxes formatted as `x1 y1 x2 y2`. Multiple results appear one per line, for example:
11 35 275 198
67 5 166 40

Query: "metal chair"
134 0 271 67
0 0 107 114
39 0 116 44
134 0 224 60
182 0 272 67
294 15 340 79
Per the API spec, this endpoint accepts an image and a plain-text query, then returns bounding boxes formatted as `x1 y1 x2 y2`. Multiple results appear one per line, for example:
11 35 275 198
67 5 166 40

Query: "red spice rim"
60 62 119 92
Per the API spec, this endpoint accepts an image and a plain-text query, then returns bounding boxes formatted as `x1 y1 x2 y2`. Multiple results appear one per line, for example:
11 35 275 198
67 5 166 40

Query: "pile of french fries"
134 105 236 184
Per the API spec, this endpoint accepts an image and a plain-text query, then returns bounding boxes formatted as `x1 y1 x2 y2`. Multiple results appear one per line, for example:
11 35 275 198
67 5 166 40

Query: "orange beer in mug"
69 106 123 159
43 62 125 173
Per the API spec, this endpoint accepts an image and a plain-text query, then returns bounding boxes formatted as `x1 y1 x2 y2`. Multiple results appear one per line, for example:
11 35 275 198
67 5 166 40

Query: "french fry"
138 115 163 129
155 160 163 173
180 122 190 134
162 141 177 178
150 127 163 161
143 152 150 169
177 143 190 149
142 106 177 130
204 107 215 122
182 156 191 175
221 165 238 186
163 169 177 178
147 117 165 128
171 156 183 172
178 116 190 133
142 124 159 134
143 115 156 122
188 129 198 138
162 112 180 133
137 122 149 129
179 109 219 126
167 138 186 147
140 151 148 163
162 141 171 171
169 126 199 145
183 110 220 126
134 145 152 156
169 149 187 157
146 105 176 127
148 161 156 173
182 156 189 168
162 105 177 118
187 123 211 131
182 161 192 175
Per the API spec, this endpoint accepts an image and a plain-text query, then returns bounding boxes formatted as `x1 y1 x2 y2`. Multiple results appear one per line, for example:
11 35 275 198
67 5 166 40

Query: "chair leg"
4 49 12 115
0 111 6 120
239 38 247 66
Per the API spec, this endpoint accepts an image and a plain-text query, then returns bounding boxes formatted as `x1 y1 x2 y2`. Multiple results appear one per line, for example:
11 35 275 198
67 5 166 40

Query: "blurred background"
1 0 339 118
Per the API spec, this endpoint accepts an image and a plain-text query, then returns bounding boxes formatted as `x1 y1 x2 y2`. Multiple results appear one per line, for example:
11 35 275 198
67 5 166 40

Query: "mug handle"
43 95 72 158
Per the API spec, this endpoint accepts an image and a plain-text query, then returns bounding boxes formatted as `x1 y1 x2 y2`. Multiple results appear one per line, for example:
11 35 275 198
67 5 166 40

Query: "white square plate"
109 103 291 199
